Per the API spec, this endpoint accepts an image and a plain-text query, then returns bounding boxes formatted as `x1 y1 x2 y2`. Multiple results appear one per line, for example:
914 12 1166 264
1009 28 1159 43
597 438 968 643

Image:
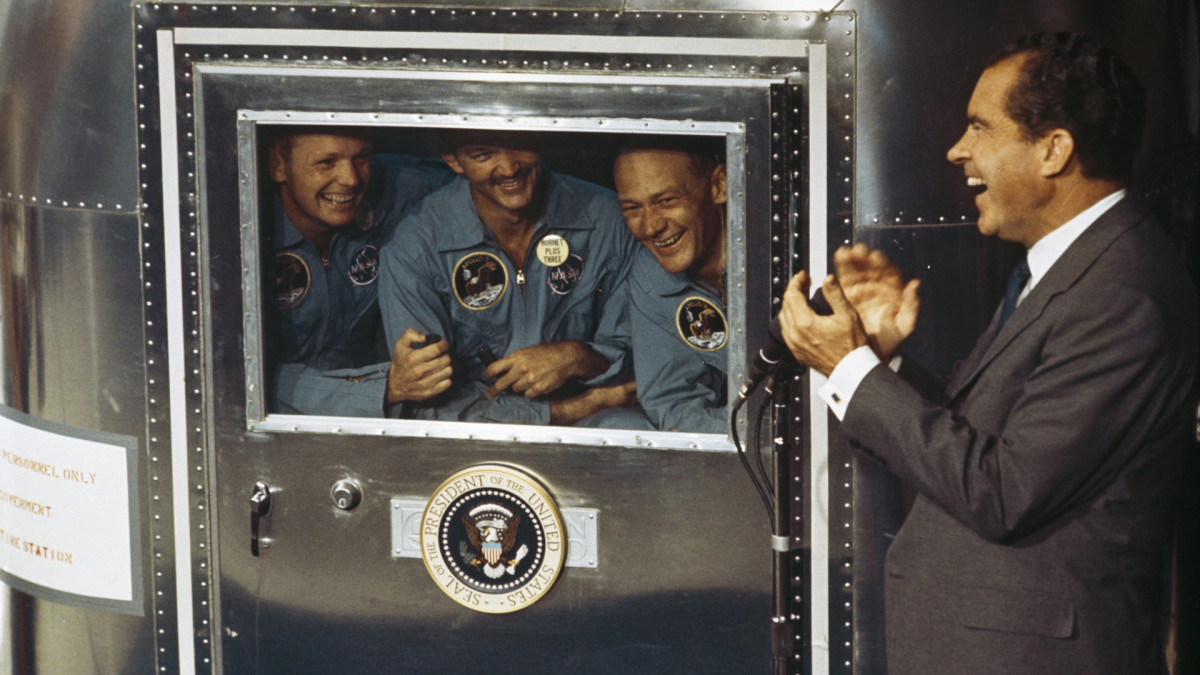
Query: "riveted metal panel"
4 0 1197 674
181 0 625 7
0 199 171 674
133 4 855 673
0 0 138 211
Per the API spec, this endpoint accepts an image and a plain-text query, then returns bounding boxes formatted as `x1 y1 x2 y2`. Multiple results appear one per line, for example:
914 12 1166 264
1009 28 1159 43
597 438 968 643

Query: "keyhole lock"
330 478 363 511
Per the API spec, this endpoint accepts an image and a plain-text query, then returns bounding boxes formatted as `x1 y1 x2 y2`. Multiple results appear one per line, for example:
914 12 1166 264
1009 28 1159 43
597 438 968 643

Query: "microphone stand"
733 370 804 675
734 290 828 674
771 369 806 675
734 290 830 672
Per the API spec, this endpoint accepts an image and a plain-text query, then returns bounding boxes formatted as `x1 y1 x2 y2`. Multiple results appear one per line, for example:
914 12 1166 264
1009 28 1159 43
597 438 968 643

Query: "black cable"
732 392 775 527
754 376 775 494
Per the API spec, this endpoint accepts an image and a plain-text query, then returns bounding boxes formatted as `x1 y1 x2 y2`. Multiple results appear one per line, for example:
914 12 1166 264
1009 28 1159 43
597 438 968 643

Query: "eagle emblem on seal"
459 504 529 579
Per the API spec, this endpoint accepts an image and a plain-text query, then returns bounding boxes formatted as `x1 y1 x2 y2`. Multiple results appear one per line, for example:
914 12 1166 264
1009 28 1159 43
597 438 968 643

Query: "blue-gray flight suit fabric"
269 155 453 416
379 172 639 425
628 246 727 433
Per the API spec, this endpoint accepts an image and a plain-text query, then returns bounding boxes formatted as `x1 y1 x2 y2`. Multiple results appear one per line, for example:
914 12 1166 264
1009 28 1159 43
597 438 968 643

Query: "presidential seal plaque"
420 464 565 613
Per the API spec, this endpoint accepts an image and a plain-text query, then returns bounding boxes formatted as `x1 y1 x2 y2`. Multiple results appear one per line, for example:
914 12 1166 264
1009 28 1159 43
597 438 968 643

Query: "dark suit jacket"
843 198 1199 674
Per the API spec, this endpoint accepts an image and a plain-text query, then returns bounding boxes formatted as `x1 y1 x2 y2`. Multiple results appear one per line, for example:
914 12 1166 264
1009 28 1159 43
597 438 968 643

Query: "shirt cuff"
818 346 884 421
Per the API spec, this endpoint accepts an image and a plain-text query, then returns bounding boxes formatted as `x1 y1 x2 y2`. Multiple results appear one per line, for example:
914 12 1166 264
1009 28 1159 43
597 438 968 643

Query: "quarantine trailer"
0 0 1196 673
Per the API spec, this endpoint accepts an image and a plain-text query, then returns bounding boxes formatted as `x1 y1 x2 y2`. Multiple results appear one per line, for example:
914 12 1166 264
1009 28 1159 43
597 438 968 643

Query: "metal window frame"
236 106 746 452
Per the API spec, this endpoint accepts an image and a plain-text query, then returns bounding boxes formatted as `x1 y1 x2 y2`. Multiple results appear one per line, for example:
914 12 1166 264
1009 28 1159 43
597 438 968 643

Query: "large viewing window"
236 114 748 448
190 60 798 451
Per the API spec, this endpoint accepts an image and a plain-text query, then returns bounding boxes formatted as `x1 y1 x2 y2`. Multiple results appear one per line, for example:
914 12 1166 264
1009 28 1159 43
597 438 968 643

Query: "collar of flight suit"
631 244 724 303
273 194 309 251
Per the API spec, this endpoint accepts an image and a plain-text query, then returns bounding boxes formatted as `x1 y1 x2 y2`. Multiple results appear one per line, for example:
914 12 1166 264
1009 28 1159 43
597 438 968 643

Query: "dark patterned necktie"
998 258 1031 330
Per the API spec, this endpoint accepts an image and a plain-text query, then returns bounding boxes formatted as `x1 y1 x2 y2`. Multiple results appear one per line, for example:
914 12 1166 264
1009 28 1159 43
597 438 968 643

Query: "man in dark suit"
779 33 1198 673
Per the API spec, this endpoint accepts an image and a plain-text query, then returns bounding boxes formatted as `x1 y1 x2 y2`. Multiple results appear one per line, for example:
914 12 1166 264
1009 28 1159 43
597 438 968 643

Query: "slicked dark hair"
986 32 1145 182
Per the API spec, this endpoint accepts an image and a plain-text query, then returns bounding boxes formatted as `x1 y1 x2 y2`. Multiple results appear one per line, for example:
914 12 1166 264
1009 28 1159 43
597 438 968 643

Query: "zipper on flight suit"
515 224 550 290
321 229 343 269
507 227 547 349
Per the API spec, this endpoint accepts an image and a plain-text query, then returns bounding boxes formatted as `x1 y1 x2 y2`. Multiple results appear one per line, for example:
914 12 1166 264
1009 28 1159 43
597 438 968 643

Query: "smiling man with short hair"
614 136 729 433
779 33 1198 673
265 127 451 416
379 130 643 426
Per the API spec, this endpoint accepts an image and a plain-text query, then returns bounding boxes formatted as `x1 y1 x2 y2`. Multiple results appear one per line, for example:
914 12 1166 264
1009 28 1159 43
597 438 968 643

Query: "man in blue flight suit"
613 137 728 433
266 127 450 416
379 130 641 425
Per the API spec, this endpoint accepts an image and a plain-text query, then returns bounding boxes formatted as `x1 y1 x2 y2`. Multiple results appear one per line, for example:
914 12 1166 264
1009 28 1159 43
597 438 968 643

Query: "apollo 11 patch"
676 296 727 351
453 252 507 310
271 252 310 310
420 464 565 613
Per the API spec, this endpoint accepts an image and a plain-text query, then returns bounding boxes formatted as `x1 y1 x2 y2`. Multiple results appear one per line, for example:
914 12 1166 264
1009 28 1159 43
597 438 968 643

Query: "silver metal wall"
0 1 138 209
2 0 1197 673
0 204 157 675
0 1 158 673
141 7 841 672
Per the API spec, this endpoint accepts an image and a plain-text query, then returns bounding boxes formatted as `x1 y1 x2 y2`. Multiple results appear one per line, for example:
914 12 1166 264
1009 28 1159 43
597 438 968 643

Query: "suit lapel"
946 306 1004 394
946 199 1147 401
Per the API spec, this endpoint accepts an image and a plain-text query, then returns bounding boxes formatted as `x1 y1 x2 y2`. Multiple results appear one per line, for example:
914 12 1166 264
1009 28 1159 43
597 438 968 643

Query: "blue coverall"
378 172 639 425
269 155 452 416
627 245 728 433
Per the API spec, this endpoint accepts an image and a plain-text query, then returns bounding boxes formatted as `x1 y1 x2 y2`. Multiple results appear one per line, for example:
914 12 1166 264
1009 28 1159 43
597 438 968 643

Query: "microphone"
738 287 833 400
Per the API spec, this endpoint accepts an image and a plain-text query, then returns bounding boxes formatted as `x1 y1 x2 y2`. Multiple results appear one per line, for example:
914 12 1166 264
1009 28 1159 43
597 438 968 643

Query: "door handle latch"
250 481 272 557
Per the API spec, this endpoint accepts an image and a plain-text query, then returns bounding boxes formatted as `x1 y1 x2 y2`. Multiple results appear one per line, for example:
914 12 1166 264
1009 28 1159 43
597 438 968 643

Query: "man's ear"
440 151 466 175
710 163 728 205
267 146 288 184
1039 129 1075 178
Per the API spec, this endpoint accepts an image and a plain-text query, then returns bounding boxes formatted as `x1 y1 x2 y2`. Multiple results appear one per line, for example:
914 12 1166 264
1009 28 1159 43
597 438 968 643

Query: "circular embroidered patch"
347 244 379 286
676 296 727 351
453 252 507 310
421 464 565 614
535 234 570 267
546 253 585 296
271 252 310 310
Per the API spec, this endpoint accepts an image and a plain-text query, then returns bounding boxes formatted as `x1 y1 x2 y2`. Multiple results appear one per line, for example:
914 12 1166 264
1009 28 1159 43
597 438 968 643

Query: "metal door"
136 6 856 672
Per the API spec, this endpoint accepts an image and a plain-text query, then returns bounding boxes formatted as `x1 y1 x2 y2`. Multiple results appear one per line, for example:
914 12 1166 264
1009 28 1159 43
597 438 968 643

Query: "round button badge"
535 234 570 267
